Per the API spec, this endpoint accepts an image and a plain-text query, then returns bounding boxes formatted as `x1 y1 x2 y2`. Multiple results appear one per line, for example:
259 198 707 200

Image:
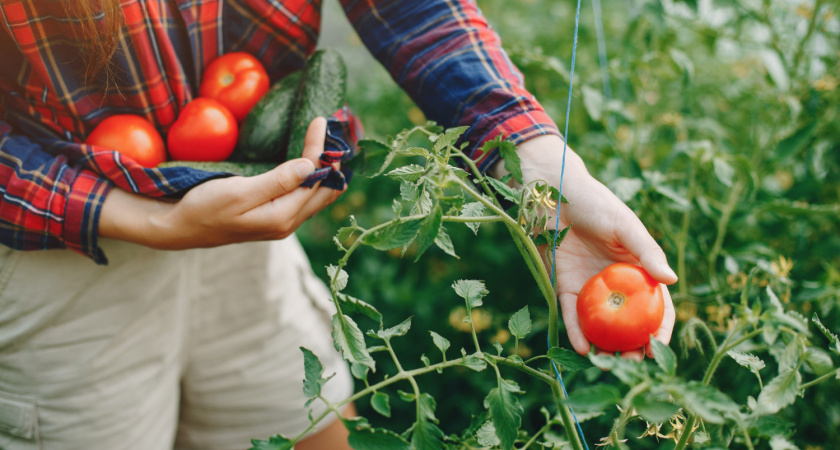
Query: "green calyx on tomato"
167 97 238 162
199 52 270 123
85 114 167 168
576 262 664 353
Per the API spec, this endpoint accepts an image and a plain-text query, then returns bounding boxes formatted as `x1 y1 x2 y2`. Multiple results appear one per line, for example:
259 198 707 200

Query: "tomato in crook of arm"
576 263 665 353
199 52 270 123
167 98 238 162
85 114 167 168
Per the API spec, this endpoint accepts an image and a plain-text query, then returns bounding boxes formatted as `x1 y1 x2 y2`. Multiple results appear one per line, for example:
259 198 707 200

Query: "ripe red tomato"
167 98 238 162
85 114 167 168
199 52 270 122
576 263 665 352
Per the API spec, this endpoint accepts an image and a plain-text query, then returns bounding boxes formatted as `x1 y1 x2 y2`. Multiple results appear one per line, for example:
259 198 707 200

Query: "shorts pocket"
0 389 40 449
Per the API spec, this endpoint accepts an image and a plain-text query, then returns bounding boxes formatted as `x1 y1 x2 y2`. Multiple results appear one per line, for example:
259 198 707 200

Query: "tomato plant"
167 98 238 162
576 263 664 352
85 114 166 168
199 52 270 122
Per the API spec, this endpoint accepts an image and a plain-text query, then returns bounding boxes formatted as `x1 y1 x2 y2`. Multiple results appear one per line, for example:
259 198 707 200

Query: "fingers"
302 117 328 167
235 158 317 211
559 292 591 355
646 284 676 358
617 210 678 285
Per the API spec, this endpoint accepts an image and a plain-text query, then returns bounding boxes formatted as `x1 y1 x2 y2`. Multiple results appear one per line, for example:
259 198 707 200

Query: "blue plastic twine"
548 0 590 448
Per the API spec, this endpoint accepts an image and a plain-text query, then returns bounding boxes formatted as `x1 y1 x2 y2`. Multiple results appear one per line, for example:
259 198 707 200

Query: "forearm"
98 187 174 249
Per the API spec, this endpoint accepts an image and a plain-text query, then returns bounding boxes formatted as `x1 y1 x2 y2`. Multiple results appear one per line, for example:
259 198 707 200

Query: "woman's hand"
99 117 344 249
510 134 678 360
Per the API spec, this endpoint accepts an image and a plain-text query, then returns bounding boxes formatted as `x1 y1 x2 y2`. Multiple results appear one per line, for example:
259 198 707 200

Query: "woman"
0 1 676 448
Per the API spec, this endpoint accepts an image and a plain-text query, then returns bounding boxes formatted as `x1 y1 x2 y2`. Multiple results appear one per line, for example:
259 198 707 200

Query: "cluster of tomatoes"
85 52 270 167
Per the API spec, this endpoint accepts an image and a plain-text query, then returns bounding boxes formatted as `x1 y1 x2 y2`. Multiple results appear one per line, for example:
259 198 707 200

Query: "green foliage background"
299 0 840 447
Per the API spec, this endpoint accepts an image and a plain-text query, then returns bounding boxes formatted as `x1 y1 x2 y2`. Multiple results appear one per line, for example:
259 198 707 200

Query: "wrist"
99 187 175 249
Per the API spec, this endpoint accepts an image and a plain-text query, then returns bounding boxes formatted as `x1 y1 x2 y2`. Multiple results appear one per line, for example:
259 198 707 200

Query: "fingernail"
294 160 313 178
662 264 678 281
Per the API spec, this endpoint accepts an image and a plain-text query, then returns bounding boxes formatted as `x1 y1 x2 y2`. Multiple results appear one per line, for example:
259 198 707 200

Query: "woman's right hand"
99 117 344 249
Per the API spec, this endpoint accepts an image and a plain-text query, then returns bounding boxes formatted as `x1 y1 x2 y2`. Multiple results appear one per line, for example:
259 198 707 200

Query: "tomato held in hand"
199 52 270 122
167 98 238 162
86 114 166 168
576 263 665 353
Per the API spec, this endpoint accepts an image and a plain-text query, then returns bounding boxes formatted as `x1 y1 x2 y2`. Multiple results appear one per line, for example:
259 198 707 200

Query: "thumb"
245 158 316 206
618 210 678 285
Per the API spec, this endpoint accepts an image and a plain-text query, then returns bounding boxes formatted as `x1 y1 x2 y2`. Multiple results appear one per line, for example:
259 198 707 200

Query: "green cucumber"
159 160 276 177
232 71 302 162
286 49 347 160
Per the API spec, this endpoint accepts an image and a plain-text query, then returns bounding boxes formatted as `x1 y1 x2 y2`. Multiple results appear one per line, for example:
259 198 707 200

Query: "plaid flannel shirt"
0 0 559 264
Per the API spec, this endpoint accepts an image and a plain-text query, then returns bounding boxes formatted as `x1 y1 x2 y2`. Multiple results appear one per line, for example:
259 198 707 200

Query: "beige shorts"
0 237 352 450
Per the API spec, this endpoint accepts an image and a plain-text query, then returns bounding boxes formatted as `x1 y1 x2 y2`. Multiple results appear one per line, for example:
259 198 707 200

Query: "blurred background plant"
296 0 840 447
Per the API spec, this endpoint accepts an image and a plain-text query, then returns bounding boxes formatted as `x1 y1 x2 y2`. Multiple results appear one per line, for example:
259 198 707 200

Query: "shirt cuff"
467 108 562 174
62 169 113 265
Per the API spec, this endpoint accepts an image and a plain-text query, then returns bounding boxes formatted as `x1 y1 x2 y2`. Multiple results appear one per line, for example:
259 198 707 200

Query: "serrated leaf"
415 205 442 262
410 189 433 216
430 331 450 358
632 395 679 423
756 368 802 416
301 347 325 398
566 385 621 412
482 135 523 185
327 265 349 292
376 317 412 340
547 347 593 373
452 280 489 309
812 313 840 354
665 381 739 424
486 176 522 203
411 393 446 450
484 378 523 450
651 338 677 376
249 434 294 450
433 227 458 259
362 218 422 251
332 314 375 370
336 293 383 325
387 164 426 182
534 225 571 248
345 417 411 450
805 347 835 376
476 421 501 447
727 350 765 375
336 226 355 243
396 146 432 158
371 392 391 418
400 180 420 202
391 199 403 215
589 353 648 385
460 202 486 234
461 352 487 372
508 306 531 339
433 126 469 154
348 138 392 177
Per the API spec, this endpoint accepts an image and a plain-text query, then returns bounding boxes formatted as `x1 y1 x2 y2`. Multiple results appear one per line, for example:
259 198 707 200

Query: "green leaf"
665 381 739 424
727 350 765 375
547 347 593 373
589 354 648 385
414 205 442 261
249 435 294 450
461 352 487 372
751 415 795 439
433 226 458 259
362 218 422 251
331 314 375 370
350 362 369 381
376 317 412 340
410 189 433 216
336 293 383 325
327 265 349 292
566 385 622 412
651 338 677 376
534 225 571 247
410 393 446 450
480 134 523 184
344 417 411 450
301 347 326 398
433 126 469 154
476 421 501 447
756 368 802 416
430 331 450 358
775 121 817 161
768 435 800 450
347 138 392 177
508 306 531 340
632 395 679 423
371 392 392 418
336 226 355 244
391 199 403 215
396 146 432 158
387 164 426 183
805 347 835 376
452 279 489 309
812 313 840 354
460 202 486 234
582 85 604 121
485 176 522 203
484 378 524 450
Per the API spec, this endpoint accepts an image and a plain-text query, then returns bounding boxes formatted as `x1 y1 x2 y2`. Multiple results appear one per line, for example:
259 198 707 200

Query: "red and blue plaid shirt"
0 0 559 264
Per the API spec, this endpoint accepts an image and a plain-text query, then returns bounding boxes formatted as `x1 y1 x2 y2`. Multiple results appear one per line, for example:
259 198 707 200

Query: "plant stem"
708 181 744 291
801 368 840 390
677 165 696 297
